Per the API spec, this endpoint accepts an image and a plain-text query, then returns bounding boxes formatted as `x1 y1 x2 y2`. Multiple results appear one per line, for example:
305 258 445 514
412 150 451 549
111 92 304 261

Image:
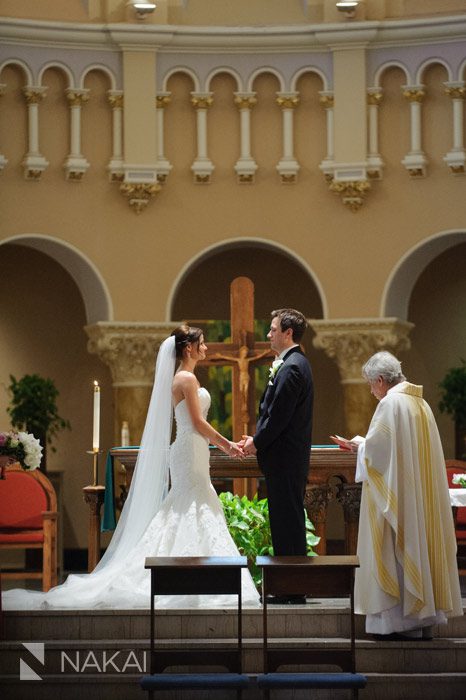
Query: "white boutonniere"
268 359 284 385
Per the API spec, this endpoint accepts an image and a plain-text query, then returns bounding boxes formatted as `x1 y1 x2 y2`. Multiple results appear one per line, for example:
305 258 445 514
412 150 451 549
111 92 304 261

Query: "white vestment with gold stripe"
355 382 463 634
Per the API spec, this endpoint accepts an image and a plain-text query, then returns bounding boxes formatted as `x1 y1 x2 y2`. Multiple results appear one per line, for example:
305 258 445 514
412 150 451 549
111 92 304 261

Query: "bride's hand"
226 441 244 459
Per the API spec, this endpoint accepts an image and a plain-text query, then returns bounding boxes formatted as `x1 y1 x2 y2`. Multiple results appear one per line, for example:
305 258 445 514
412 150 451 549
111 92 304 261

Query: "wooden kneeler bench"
256 555 367 699
140 556 250 699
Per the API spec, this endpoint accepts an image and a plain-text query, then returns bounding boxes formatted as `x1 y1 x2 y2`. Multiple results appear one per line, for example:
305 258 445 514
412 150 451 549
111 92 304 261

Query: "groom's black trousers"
264 465 309 556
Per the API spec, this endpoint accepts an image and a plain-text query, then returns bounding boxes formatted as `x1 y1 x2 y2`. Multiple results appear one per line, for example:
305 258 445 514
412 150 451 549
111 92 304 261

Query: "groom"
241 309 313 596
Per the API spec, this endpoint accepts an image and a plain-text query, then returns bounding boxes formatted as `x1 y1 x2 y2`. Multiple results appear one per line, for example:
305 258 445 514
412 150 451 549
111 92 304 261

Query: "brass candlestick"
87 448 101 486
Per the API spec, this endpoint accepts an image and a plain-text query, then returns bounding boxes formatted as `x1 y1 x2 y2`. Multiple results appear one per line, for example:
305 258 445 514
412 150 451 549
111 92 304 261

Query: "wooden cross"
199 277 274 496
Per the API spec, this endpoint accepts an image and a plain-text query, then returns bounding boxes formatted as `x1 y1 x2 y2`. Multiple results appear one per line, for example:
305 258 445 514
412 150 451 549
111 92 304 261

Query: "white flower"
452 473 466 487
268 359 284 385
0 430 43 471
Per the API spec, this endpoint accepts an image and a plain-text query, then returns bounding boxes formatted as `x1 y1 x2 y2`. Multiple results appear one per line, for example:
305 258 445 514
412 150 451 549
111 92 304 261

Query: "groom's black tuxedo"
253 346 313 555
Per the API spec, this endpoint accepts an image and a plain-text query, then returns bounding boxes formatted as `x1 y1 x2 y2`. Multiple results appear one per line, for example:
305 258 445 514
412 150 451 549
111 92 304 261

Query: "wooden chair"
0 464 58 592
256 555 367 699
140 556 250 698
446 459 466 574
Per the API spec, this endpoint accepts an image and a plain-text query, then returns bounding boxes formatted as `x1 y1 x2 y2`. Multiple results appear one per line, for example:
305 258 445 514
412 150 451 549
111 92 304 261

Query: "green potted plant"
220 491 320 587
439 359 466 459
7 374 71 472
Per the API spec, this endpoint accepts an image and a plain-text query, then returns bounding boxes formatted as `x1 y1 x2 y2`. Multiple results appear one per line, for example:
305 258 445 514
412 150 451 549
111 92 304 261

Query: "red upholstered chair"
0 464 58 591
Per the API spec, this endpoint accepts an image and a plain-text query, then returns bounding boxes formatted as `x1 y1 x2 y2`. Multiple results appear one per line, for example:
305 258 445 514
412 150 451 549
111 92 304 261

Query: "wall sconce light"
133 2 157 20
336 1 359 18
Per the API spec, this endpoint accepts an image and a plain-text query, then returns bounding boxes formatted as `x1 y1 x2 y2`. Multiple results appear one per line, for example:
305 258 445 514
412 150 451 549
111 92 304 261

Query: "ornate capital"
336 483 362 523
85 322 178 386
276 93 300 110
156 92 171 109
22 86 47 104
233 93 257 110
367 89 383 106
328 179 370 212
304 484 333 523
310 318 414 382
107 90 124 109
191 93 213 110
444 84 466 100
319 92 334 109
120 182 161 214
402 86 426 103
66 89 90 107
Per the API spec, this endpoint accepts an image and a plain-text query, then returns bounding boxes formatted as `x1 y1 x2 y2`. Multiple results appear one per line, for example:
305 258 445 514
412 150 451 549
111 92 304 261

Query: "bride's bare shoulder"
173 371 198 390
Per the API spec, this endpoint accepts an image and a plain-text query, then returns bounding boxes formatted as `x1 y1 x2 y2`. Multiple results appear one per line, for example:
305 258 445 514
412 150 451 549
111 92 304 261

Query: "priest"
352 351 463 639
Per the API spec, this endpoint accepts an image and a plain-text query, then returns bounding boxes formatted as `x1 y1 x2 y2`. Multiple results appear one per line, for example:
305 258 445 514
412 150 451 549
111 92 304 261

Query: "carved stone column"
367 88 384 179
155 92 173 183
336 482 362 554
401 85 427 177
85 322 178 444
319 91 334 175
310 318 414 436
276 92 300 183
107 90 124 181
233 92 258 183
443 82 466 174
190 92 215 183
64 88 90 180
304 483 333 555
21 86 49 180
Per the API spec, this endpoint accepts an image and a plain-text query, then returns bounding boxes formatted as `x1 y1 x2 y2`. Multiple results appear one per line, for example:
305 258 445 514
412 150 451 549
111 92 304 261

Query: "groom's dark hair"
271 308 307 343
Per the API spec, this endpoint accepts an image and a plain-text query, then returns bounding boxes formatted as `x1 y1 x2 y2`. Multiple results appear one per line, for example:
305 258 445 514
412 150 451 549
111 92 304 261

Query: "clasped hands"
225 435 257 459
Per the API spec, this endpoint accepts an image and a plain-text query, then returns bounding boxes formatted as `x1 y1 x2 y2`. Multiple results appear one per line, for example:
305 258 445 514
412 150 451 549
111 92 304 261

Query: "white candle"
93 381 100 451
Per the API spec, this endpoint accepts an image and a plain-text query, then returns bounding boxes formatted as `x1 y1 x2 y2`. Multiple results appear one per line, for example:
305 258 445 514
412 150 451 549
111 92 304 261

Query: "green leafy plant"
439 359 466 426
439 360 466 458
220 491 320 587
7 374 70 470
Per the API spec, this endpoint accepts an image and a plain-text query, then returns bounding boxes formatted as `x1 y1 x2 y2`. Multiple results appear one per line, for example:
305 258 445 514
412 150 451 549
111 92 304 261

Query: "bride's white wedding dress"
3 388 259 610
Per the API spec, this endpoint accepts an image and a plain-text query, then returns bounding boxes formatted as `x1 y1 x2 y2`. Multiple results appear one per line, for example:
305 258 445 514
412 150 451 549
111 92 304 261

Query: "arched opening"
170 239 343 444
383 230 466 457
0 238 113 568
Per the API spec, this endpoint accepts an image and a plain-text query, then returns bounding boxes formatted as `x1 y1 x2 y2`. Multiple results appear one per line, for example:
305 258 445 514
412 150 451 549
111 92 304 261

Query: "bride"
3 325 260 609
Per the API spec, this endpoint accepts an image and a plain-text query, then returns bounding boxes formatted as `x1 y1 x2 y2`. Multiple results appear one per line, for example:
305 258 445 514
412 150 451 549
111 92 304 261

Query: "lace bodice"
173 386 211 433
170 387 212 491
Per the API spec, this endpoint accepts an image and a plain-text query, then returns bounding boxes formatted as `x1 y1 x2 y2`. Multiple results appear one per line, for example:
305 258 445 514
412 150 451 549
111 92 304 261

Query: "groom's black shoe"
261 594 307 605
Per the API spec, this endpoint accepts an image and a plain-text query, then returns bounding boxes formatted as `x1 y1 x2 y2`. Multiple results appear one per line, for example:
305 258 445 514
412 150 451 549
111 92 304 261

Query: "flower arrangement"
0 430 43 471
268 359 284 385
452 473 466 488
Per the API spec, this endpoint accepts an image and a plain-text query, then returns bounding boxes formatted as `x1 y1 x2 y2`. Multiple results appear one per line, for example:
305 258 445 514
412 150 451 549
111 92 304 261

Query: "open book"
329 434 365 451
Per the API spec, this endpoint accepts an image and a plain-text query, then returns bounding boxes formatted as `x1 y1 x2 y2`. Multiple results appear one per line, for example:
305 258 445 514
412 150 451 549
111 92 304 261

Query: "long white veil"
94 334 176 573
3 335 176 609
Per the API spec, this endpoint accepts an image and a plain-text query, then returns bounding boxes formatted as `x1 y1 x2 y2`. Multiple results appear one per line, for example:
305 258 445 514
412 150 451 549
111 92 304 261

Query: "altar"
109 445 359 556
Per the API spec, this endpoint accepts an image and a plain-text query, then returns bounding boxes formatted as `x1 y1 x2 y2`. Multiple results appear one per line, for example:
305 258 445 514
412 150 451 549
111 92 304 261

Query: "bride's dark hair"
171 324 203 361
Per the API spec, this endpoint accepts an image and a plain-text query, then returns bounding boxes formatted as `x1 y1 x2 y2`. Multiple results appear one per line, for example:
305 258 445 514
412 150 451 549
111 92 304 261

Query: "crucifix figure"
199 276 274 496
211 334 271 435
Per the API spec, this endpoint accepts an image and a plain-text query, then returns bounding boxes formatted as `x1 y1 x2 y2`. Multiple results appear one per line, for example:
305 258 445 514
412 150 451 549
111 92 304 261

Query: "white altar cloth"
449 488 466 507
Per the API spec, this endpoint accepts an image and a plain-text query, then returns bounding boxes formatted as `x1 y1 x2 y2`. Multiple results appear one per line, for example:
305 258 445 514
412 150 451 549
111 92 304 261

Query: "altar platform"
2 595 466 700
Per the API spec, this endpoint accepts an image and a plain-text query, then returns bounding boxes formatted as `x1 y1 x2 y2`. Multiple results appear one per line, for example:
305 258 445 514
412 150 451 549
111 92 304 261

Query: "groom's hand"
228 441 245 459
240 435 257 456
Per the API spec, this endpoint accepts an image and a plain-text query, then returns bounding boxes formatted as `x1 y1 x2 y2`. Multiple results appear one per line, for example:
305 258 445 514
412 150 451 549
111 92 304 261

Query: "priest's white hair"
362 351 406 384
